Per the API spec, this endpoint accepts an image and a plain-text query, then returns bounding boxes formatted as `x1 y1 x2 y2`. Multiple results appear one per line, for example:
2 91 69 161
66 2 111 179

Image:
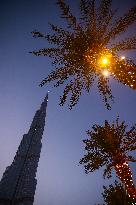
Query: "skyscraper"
0 94 48 205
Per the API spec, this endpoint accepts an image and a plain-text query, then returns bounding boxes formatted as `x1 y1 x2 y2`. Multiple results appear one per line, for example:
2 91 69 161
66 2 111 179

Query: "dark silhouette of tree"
98 180 135 205
31 0 136 110
80 117 136 201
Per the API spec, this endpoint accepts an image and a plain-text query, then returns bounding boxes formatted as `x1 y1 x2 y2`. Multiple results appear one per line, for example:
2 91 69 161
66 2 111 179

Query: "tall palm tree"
31 0 136 110
79 117 136 201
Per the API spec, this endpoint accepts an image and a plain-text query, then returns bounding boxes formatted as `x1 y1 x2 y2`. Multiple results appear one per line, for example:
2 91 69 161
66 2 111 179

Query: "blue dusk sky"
0 0 136 204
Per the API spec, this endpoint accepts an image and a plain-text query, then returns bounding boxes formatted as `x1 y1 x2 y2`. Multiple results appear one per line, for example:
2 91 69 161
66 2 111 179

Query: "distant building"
0 94 48 205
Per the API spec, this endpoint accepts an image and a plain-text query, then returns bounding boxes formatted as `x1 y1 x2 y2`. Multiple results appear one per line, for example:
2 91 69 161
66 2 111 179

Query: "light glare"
102 58 108 65
102 70 109 77
121 56 125 60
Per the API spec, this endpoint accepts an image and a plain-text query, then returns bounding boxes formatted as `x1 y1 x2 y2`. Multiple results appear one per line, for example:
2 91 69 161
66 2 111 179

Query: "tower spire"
0 94 48 205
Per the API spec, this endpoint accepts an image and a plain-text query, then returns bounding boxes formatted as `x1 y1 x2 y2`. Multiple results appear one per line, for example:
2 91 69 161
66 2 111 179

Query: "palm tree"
98 180 135 205
31 0 136 110
79 117 136 201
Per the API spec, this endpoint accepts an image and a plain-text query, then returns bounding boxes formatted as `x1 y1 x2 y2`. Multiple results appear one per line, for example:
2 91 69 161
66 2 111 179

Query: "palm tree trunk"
115 161 136 202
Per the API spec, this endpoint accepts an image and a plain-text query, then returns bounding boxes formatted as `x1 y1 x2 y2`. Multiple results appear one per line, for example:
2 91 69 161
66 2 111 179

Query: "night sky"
0 0 136 204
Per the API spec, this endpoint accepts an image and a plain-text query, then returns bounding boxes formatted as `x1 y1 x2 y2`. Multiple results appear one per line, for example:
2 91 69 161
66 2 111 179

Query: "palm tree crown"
99 180 134 205
31 0 136 109
80 117 136 200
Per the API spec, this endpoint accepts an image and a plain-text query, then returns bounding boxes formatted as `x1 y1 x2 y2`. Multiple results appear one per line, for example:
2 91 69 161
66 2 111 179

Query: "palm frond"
127 156 136 162
30 48 61 57
40 66 73 86
59 81 73 107
103 163 113 179
57 0 79 30
97 75 114 110
31 30 62 45
105 6 136 42
59 77 83 109
111 36 136 51
80 0 96 32
79 151 107 174
98 9 117 40
98 0 112 24
84 74 95 92
80 0 90 23
49 23 70 36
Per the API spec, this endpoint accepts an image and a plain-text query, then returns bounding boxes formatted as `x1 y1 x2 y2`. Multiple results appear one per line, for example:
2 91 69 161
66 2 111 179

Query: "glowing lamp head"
102 58 108 65
121 56 125 60
102 70 109 77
